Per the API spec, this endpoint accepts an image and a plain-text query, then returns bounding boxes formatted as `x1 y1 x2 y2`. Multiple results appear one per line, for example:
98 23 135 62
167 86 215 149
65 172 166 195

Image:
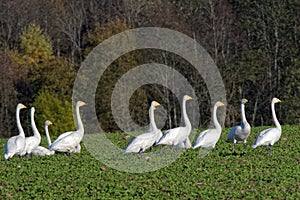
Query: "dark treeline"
0 0 299 137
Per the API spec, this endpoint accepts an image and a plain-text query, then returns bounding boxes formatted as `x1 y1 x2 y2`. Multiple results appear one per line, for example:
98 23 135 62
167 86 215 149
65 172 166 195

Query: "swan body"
156 95 193 148
50 101 86 153
125 101 161 154
23 107 42 156
51 131 81 153
31 120 55 156
193 101 224 150
252 98 282 153
4 103 27 160
227 99 251 150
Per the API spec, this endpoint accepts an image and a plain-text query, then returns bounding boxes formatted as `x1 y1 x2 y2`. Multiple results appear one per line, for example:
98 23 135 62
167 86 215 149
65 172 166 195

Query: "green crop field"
0 126 299 199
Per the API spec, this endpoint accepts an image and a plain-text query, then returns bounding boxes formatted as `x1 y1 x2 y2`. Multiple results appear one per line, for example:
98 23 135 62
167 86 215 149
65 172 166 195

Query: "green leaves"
0 126 299 199
32 91 75 136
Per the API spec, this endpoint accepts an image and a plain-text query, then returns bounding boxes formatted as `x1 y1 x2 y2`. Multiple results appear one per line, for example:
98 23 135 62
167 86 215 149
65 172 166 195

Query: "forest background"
0 0 299 137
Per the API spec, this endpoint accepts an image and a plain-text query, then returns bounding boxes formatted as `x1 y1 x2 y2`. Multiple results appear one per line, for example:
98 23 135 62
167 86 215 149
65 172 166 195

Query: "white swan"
227 98 251 150
156 95 193 149
124 101 161 154
31 120 55 156
23 107 42 156
4 103 27 160
193 101 225 150
252 98 282 153
50 101 86 154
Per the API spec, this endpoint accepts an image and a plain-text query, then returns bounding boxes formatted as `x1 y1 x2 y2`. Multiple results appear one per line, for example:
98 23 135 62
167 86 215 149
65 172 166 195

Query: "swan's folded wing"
193 130 210 149
156 127 180 145
55 131 74 141
5 137 18 153
50 134 79 152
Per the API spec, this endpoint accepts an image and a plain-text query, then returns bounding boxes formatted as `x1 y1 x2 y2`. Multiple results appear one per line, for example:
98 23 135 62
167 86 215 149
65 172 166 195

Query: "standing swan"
124 101 161 154
156 95 193 149
50 101 86 154
31 120 55 156
227 99 251 150
193 101 225 150
4 103 27 160
252 98 282 153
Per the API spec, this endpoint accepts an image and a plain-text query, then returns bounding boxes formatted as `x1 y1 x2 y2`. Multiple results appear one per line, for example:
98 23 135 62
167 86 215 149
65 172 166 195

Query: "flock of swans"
4 101 86 160
3 95 282 161
125 96 282 155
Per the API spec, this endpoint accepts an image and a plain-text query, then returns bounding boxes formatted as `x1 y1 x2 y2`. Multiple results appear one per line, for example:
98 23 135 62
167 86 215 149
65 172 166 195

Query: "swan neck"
272 102 281 129
182 99 191 129
31 110 40 137
16 107 25 137
45 125 52 147
76 103 84 132
213 105 221 130
241 104 247 123
149 106 158 132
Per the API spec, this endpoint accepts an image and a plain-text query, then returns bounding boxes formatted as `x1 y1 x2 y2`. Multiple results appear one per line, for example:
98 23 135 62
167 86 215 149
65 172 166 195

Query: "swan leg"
171 145 176 153
66 152 72 157
269 145 273 154
243 140 247 149
138 148 144 158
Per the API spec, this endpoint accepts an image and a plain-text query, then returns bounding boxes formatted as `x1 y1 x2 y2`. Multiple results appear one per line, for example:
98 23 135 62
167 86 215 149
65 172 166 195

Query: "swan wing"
24 136 41 154
50 132 80 152
125 131 157 153
55 131 73 141
193 130 210 149
227 126 241 142
156 127 180 145
5 136 18 154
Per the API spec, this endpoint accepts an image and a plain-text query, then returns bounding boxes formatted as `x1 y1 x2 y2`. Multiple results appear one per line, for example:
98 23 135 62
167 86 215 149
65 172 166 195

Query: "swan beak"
277 98 282 102
78 101 87 106
186 95 193 100
49 121 53 125
219 102 225 106
153 101 160 107
244 99 248 103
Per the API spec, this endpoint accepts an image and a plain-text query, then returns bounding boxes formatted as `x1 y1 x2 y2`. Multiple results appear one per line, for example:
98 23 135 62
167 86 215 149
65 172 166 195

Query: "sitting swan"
31 120 55 156
252 98 282 153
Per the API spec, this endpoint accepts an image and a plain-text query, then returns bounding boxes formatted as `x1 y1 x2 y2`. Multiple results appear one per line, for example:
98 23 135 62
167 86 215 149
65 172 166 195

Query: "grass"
0 125 299 199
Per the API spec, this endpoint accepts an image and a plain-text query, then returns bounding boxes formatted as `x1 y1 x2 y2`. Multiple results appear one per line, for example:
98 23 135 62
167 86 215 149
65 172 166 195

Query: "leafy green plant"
0 126 299 199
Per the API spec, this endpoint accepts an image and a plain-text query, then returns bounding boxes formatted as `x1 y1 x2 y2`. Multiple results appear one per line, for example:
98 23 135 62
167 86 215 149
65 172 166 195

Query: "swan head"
151 101 160 109
241 98 248 104
215 101 225 107
31 107 35 113
77 101 87 107
183 95 193 101
45 120 53 126
17 103 27 110
272 97 282 104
